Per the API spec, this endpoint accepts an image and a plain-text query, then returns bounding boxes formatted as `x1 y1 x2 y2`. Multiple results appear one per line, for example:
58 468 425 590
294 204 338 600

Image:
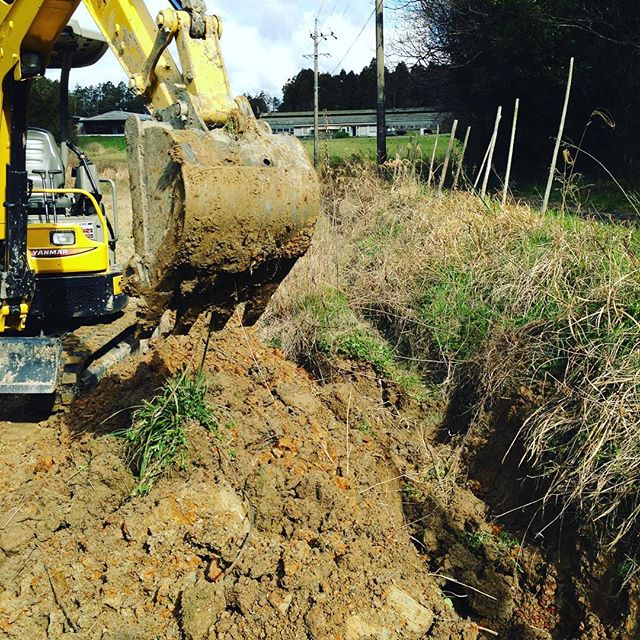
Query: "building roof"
269 108 442 118
263 108 449 127
79 111 152 122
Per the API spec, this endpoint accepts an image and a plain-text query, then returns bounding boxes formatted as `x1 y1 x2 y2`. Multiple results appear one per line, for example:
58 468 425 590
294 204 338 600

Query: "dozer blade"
125 116 319 331
0 337 61 394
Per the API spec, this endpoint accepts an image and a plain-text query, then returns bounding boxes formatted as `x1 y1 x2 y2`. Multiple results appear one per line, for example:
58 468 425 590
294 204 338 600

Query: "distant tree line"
28 77 63 134
28 77 146 136
275 61 450 112
244 91 281 116
71 81 146 117
397 0 640 179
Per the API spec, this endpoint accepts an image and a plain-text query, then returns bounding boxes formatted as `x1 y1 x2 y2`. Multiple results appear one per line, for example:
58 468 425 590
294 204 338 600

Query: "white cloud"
64 1 390 98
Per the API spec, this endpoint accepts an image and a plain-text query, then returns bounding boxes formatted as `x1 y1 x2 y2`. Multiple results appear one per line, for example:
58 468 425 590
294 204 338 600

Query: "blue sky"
67 1 397 98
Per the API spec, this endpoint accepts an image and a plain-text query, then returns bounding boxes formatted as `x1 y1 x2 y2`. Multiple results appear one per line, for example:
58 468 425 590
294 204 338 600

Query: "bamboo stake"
428 125 440 187
502 98 520 206
438 119 458 193
473 135 491 190
410 134 419 180
481 106 502 197
453 125 471 189
542 57 574 214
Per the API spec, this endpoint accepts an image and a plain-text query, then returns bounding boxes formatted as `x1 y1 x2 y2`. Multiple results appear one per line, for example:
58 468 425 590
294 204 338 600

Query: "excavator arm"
0 0 318 334
83 0 237 126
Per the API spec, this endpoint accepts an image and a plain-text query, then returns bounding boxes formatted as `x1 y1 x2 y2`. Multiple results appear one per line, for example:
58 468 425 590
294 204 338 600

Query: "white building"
262 108 452 138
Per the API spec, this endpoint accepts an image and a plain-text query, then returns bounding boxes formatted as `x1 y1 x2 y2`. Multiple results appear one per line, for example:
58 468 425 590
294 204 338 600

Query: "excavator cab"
0 21 128 395
24 19 124 324
0 1 318 401
25 128 126 321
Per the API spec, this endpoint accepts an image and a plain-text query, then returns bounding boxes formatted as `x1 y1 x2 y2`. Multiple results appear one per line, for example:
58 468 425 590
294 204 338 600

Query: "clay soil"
0 316 637 639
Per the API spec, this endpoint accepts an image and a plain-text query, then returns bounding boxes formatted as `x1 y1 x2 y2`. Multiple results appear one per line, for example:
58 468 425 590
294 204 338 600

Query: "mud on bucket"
125 116 319 331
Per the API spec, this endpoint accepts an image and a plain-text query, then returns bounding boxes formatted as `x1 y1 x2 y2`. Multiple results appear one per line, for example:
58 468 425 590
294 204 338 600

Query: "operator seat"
26 128 66 189
25 128 75 219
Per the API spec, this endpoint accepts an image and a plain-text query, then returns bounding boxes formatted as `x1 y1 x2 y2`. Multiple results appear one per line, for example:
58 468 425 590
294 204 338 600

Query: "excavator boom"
0 0 318 342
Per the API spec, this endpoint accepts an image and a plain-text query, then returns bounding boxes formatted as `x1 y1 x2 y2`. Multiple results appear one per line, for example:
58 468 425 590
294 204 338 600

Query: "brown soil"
0 316 637 639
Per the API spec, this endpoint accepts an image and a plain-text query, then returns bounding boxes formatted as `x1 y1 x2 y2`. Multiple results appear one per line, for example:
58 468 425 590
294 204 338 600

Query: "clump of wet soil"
0 317 637 638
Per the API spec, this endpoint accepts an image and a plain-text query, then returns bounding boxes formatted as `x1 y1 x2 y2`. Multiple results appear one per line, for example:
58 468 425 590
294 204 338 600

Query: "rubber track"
56 301 139 408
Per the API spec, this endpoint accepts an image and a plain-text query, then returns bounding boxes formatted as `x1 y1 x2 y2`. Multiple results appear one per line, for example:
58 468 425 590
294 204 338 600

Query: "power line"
339 0 355 20
331 7 375 74
305 18 336 166
317 0 327 19
322 0 341 29
324 0 364 40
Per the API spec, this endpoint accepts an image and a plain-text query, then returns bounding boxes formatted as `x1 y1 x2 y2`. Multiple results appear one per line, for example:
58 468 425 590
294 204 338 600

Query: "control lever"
33 170 51 223
48 170 63 223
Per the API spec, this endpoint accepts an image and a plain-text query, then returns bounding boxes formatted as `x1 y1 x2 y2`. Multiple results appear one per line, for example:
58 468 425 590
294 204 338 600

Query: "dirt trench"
0 316 636 639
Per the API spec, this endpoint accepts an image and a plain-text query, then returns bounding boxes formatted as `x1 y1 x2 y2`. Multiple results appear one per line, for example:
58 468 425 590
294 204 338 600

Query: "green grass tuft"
292 287 422 393
463 529 520 556
117 371 217 496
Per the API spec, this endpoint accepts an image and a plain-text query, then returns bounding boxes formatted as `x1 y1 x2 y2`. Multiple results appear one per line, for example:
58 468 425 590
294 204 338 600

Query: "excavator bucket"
125 116 319 331
0 337 61 394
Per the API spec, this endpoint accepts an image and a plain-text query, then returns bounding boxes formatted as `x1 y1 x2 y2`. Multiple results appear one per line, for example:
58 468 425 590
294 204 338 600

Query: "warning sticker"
78 221 95 240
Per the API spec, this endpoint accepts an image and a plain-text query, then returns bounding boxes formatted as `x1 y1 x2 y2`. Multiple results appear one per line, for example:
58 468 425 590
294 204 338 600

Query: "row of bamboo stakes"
424 57 575 211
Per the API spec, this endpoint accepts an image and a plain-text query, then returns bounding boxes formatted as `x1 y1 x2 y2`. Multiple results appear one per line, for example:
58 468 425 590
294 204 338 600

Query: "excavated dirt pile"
0 317 637 638
0 318 479 639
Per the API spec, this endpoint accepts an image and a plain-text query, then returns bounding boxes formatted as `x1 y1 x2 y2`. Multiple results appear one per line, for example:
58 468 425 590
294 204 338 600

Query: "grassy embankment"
262 163 640 556
82 133 640 555
300 134 451 166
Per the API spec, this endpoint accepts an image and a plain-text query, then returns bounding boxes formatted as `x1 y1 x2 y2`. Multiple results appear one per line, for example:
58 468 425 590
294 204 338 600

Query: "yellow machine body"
0 1 122 333
26 189 110 276
0 0 318 394
27 223 108 275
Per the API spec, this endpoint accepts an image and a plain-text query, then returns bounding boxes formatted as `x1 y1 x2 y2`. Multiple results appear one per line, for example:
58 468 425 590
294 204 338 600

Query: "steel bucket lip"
0 337 62 394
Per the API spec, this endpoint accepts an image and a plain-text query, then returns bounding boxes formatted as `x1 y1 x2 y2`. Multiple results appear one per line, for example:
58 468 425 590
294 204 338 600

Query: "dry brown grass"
262 162 640 548
84 145 134 265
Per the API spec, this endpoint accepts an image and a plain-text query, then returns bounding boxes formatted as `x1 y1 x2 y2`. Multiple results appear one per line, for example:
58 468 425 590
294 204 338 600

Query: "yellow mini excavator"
0 1 318 400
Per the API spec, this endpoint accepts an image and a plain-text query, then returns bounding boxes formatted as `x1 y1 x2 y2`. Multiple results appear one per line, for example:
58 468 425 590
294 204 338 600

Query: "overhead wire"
322 0 342 30
330 5 376 74
339 0 355 20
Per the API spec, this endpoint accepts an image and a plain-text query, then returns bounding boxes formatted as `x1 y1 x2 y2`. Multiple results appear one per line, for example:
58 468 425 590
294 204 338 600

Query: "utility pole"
306 19 335 168
376 0 386 166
